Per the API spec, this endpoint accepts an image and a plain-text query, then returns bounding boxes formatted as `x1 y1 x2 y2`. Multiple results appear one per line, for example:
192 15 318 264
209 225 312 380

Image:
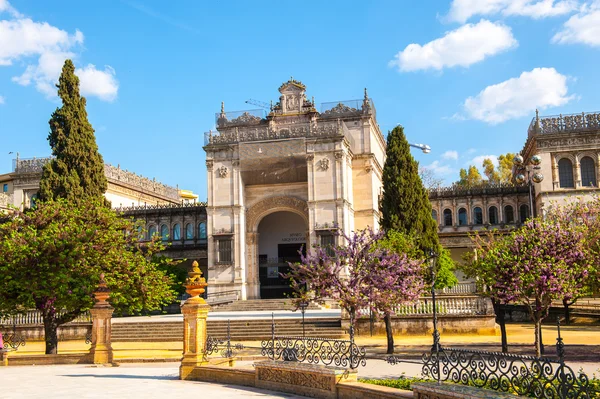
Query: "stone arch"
246 196 309 233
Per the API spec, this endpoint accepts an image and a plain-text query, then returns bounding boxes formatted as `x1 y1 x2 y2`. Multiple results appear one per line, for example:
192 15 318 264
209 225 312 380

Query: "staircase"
210 299 321 312
111 317 345 342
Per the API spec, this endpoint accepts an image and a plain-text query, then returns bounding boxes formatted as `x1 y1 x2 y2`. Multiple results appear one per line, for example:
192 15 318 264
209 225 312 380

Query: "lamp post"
409 143 431 154
513 154 543 218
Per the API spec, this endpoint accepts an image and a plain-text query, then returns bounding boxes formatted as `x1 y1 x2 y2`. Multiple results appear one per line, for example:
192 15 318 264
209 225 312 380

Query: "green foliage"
153 256 187 296
380 125 439 254
457 165 483 187
458 152 515 187
360 376 432 391
0 199 176 353
376 230 457 289
39 59 108 204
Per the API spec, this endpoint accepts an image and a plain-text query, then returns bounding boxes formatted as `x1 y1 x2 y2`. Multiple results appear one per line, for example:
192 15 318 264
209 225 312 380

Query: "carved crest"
230 112 262 125
318 158 330 171
218 166 229 178
322 103 358 117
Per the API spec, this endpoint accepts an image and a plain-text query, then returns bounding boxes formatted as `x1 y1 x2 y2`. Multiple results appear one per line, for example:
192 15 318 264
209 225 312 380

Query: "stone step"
211 299 321 312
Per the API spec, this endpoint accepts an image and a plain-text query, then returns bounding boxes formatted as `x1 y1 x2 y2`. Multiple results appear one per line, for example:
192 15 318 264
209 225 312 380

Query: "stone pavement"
0 363 307 399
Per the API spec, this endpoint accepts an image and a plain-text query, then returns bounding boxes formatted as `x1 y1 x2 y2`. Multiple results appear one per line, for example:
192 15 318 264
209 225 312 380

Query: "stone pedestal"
179 297 210 379
179 260 210 380
0 349 11 366
88 306 114 364
87 273 115 365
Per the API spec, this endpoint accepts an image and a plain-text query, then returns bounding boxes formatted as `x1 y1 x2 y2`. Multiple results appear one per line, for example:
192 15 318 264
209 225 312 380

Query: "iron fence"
0 323 26 351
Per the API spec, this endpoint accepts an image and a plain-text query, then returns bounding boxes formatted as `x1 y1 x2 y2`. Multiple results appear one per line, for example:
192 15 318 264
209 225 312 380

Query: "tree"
380 125 439 253
39 59 108 204
377 230 457 290
419 167 443 190
0 199 176 354
456 166 483 187
467 210 590 357
285 228 424 354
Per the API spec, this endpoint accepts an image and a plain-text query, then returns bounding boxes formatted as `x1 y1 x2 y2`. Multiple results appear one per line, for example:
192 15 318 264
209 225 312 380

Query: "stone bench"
254 360 357 399
412 382 518 399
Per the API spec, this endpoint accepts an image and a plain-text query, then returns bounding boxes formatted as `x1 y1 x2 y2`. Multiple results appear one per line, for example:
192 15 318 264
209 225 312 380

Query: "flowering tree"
285 228 424 354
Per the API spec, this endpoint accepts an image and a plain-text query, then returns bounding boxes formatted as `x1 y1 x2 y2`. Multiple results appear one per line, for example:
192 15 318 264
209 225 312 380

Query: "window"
443 209 453 226
160 224 169 241
473 207 483 225
29 193 39 208
185 223 193 239
580 156 596 187
148 225 157 239
217 238 232 263
319 234 335 256
432 209 438 224
488 206 498 225
504 205 515 224
458 208 467 226
520 204 529 223
558 158 574 188
173 223 181 240
198 222 207 239
2 183 7 193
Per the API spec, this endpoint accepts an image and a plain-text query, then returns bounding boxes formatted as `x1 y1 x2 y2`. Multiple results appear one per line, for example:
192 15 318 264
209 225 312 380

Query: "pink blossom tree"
285 228 424 354
488 215 590 357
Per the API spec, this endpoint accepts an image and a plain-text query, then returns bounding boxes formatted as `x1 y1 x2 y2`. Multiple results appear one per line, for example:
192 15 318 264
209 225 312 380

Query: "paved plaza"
0 363 308 399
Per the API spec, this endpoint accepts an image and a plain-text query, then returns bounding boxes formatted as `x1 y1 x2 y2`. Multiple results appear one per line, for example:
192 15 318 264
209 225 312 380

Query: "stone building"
203 79 385 299
0 157 190 210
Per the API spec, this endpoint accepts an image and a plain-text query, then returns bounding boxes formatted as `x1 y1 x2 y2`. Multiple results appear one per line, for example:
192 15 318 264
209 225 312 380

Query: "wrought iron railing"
205 320 244 359
0 324 26 351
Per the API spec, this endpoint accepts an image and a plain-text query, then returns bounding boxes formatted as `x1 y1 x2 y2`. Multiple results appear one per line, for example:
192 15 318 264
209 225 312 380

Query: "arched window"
520 204 529 223
580 156 596 187
432 209 438 224
458 208 467 226
185 223 193 239
173 223 181 240
148 225 157 239
504 205 515 224
443 209 452 226
198 222 207 239
473 207 483 225
488 206 498 225
160 224 169 241
558 158 574 188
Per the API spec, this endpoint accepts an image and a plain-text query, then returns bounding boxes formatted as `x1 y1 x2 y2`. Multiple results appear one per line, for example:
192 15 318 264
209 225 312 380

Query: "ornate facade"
204 79 385 299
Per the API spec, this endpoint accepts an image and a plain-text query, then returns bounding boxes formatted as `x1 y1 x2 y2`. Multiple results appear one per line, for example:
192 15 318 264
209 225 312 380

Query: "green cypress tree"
380 125 439 253
39 59 108 204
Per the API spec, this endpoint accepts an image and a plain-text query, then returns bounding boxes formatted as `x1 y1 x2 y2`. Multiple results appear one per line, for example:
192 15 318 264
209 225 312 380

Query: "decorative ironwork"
205 319 244 358
528 111 600 136
428 183 529 199
1 324 26 351
85 330 92 345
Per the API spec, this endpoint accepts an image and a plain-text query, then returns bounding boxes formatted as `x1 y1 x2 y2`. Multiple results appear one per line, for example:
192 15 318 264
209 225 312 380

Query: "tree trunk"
43 315 59 355
384 313 394 354
534 318 542 358
492 299 508 353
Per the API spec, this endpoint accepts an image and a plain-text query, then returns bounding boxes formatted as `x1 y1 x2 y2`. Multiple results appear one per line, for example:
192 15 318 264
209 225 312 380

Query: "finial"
311 96 314 105
270 100 273 110
364 87 368 99
535 108 539 121
93 273 111 305
290 75 293 81
221 101 225 114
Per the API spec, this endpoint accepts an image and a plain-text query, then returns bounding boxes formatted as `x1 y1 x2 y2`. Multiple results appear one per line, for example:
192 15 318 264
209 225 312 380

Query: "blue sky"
1 0 599 199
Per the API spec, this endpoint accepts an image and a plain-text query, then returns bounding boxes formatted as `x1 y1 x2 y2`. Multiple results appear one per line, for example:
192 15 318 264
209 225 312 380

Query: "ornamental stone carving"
218 166 229 178
246 196 309 232
306 154 314 162
318 158 329 171
334 151 344 160
322 102 359 117
206 160 214 170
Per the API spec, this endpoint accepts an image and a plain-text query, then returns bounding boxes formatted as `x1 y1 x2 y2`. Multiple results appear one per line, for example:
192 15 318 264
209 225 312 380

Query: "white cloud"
389 20 517 72
461 67 574 124
552 3 600 46
441 150 459 161
0 94 5 104
470 154 499 168
423 160 454 176
446 0 578 23
77 64 119 102
0 2 118 101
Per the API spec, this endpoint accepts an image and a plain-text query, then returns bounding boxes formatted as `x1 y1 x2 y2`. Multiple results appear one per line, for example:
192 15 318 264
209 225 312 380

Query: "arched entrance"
257 211 307 299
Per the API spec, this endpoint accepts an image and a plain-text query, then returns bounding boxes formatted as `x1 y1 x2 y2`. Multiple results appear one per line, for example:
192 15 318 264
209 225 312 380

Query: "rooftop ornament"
93 273 111 307
185 261 207 300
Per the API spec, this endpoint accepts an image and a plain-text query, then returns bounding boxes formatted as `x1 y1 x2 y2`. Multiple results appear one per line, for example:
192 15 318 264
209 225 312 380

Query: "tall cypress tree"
380 125 439 252
39 59 107 203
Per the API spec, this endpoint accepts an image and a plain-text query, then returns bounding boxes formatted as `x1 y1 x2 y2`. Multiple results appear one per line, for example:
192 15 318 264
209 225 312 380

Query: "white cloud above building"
0 0 118 101
552 2 600 46
389 20 517 72
461 67 574 124
445 0 578 23
441 150 459 161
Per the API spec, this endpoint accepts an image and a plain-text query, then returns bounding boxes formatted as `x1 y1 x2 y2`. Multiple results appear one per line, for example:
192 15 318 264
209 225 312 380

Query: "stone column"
88 273 115 365
180 260 210 380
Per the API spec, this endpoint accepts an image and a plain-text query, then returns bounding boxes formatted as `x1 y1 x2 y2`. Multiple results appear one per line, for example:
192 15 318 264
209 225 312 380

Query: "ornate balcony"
528 111 600 137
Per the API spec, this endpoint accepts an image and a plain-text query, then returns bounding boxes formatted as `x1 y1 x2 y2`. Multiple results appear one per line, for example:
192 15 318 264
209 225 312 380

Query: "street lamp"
409 143 431 154
428 249 440 353
513 154 543 218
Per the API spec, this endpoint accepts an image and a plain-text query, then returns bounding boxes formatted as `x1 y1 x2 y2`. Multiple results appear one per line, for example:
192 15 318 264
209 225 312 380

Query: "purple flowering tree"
491 215 589 357
285 228 424 354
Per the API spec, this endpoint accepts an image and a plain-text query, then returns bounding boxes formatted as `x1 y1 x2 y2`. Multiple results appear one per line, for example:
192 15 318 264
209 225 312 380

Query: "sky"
1 0 599 199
